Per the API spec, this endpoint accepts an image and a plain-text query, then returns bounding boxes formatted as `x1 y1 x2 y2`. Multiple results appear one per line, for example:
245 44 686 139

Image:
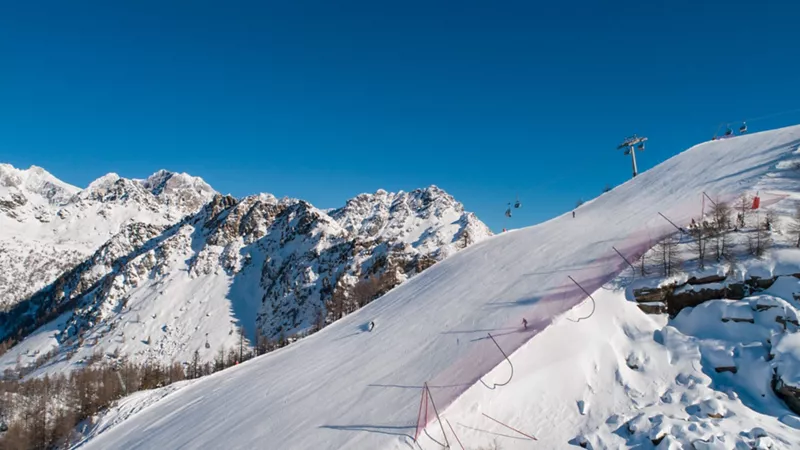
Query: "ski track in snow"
79 126 800 449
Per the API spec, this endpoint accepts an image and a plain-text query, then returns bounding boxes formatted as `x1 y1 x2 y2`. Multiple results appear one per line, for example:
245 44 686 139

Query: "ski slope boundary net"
414 190 787 442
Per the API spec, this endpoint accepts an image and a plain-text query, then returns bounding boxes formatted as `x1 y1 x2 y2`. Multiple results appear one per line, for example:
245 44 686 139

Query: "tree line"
0 326 299 450
0 262 408 449
638 195 800 278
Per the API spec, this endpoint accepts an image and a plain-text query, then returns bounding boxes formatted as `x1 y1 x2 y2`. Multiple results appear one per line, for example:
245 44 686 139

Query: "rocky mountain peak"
0 164 79 206
394 185 461 215
137 169 216 205
329 185 481 247
85 172 121 190
74 170 217 217
0 163 219 311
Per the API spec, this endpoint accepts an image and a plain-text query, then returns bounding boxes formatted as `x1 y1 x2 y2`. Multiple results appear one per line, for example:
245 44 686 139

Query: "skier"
368 321 375 332
522 318 528 330
572 211 575 218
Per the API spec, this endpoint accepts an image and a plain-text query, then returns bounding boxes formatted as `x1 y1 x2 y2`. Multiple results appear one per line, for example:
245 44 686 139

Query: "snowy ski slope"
79 125 800 449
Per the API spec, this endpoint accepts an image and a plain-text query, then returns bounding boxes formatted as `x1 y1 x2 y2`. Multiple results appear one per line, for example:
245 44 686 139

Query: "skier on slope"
572 211 575 218
368 321 375 332
522 318 528 330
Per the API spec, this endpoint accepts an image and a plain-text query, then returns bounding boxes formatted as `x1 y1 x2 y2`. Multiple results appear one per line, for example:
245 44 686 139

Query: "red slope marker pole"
703 191 718 207
446 419 466 450
658 212 685 234
414 386 426 441
481 412 538 441
424 386 429 435
425 383 450 449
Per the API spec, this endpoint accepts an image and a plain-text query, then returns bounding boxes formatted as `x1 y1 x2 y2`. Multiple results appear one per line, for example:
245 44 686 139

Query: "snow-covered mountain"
329 186 487 258
0 164 78 216
0 177 491 375
58 124 800 450
0 165 216 311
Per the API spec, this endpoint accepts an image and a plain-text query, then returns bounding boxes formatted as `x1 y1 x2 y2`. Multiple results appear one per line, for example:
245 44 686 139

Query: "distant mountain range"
0 164 491 374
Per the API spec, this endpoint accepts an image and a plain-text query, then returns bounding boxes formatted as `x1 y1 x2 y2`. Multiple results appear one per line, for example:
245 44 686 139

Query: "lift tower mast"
617 135 648 178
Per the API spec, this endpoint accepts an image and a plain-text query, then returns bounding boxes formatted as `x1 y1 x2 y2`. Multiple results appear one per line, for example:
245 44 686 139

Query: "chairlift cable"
714 106 800 138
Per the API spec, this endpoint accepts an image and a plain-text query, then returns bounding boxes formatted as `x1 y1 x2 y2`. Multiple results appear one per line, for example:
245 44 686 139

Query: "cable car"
505 203 512 218
725 127 733 136
514 195 521 208
637 142 645 151
739 122 747 134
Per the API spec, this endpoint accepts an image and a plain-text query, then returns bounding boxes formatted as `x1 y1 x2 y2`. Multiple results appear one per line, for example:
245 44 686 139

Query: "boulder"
638 302 667 315
667 283 747 316
773 374 800 415
721 317 755 324
633 287 668 303
776 316 800 328
687 274 727 285
749 276 777 290
714 366 738 374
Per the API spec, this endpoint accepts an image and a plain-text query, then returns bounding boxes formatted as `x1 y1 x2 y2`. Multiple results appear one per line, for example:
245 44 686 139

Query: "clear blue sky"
2 0 799 231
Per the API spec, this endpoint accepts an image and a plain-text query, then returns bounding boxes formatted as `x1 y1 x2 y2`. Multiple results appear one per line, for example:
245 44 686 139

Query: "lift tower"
617 135 648 178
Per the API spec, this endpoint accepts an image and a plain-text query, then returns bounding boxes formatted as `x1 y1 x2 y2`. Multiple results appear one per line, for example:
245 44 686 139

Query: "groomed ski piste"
76 125 800 449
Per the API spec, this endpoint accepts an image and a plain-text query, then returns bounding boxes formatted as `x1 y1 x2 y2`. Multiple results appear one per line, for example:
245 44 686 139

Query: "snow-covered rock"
0 164 78 219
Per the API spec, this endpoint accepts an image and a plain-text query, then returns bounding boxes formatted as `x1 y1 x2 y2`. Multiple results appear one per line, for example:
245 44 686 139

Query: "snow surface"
70 126 800 449
417 289 800 450
774 333 800 387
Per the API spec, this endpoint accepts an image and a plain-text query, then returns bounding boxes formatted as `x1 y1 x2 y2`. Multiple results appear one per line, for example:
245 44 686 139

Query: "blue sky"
2 1 799 231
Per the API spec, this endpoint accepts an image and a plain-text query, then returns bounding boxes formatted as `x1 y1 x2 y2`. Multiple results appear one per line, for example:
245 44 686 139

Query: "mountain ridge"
0 163 491 377
0 165 218 311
